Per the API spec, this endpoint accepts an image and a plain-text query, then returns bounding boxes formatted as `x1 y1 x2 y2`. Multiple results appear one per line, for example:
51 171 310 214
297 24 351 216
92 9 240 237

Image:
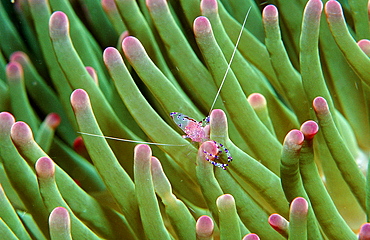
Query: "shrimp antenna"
78 132 187 146
208 7 252 115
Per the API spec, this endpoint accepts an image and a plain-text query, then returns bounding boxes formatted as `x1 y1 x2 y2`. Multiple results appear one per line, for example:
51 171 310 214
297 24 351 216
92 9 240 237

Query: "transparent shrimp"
169 7 251 169
78 6 251 170
170 112 231 170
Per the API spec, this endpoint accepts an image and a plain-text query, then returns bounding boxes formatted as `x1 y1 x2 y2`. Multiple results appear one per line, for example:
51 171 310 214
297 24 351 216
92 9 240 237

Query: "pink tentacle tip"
262 4 278 21
49 11 69 33
291 197 308 215
209 109 226 123
243 233 260 240
358 39 370 55
9 51 29 63
209 109 228 137
284 130 304 150
122 36 146 60
194 16 212 35
122 35 135 46
150 157 163 173
35 157 55 179
201 141 218 156
196 215 214 237
11 121 34 145
73 136 86 152
49 207 70 223
306 0 323 10
45 113 61 129
120 31 130 41
268 213 288 232
70 89 90 111
201 141 229 170
103 47 122 65
313 96 329 114
200 0 218 13
134 144 152 162
325 0 343 16
85 67 98 82
6 62 23 80
171 111 231 169
359 223 370 240
248 93 267 109
216 194 235 208
0 112 15 129
300 120 319 140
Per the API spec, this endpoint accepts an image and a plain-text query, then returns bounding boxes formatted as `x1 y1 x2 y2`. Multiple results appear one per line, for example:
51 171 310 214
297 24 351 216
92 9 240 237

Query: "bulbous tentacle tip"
49 207 70 223
304 0 323 21
0 112 16 130
6 62 23 81
49 11 69 37
358 39 370 55
45 113 61 129
200 140 218 157
284 129 304 150
359 223 370 240
122 36 146 61
248 93 267 110
103 47 121 63
290 197 308 215
11 121 34 145
262 4 278 21
122 36 139 49
134 144 152 163
325 0 343 17
209 109 228 134
313 96 329 114
268 213 289 237
0 113 16 139
70 89 91 112
104 47 126 77
199 141 229 169
216 194 235 209
35 156 55 179
150 156 163 173
306 0 323 10
210 109 226 121
196 215 214 238
200 0 218 14
268 214 283 226
49 207 71 237
193 16 212 35
73 136 86 152
119 31 130 42
85 66 97 80
9 51 29 63
300 120 319 140
242 233 260 240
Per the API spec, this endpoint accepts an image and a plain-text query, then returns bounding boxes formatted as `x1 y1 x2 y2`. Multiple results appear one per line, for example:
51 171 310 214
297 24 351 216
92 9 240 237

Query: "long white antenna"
208 7 252 114
77 7 251 147
78 132 186 146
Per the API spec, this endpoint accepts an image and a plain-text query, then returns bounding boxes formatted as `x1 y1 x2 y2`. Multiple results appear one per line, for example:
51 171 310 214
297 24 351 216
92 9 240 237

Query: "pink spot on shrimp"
170 112 232 170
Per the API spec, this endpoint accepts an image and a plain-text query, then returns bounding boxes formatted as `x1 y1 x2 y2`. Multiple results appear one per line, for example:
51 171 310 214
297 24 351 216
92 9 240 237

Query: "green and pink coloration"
0 0 368 239
170 112 232 169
